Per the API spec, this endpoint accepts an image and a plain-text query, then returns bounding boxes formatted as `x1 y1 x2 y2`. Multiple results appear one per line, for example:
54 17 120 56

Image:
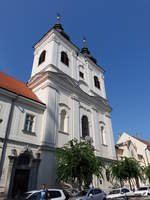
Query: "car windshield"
109 189 120 194
138 187 148 191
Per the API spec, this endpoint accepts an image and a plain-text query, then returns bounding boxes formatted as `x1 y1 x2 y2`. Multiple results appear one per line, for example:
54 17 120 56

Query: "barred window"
24 114 34 132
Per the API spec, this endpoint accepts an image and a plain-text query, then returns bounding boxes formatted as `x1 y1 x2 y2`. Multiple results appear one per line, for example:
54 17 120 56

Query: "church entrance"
10 150 31 198
11 169 30 198
6 147 41 199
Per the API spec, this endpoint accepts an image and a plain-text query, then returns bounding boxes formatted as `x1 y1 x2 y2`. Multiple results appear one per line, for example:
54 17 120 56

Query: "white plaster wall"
37 150 56 188
31 40 54 77
31 30 107 100
0 93 45 192
117 132 149 165
0 96 12 138
9 102 43 145
29 27 116 191
0 140 41 192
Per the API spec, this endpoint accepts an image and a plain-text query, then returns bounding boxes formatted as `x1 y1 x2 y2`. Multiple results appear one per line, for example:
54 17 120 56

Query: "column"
5 155 17 199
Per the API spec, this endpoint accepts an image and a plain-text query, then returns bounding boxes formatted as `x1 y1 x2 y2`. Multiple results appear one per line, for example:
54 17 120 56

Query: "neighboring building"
116 132 150 187
0 16 116 198
0 72 46 198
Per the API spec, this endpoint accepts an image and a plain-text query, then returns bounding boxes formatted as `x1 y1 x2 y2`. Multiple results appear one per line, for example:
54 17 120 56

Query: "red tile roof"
133 136 150 147
0 72 41 103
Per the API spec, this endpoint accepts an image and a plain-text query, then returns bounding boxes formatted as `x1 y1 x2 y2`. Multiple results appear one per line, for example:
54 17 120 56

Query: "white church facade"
0 17 116 198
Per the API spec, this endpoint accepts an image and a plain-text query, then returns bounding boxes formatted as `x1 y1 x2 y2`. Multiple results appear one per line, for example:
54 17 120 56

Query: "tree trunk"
78 178 82 191
128 178 132 190
120 179 124 187
135 177 140 189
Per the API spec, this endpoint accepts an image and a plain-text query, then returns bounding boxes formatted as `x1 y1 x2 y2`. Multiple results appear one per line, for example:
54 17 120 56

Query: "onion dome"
80 37 90 55
81 37 97 64
53 14 70 41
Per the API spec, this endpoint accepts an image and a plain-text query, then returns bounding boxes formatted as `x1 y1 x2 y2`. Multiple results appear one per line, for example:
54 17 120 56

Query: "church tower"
28 16 116 189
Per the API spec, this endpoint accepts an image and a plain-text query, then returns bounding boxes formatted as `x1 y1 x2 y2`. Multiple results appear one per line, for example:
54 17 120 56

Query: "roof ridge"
0 71 43 104
132 135 150 146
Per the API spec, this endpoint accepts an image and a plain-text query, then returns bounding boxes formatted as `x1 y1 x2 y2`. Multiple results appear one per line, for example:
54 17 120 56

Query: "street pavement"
107 197 150 200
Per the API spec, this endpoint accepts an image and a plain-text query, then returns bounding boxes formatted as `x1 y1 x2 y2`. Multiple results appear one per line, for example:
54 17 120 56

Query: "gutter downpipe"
0 95 19 180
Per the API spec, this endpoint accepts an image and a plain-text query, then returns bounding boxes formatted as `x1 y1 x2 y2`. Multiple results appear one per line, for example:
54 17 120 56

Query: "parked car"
107 187 134 199
22 189 70 200
71 188 106 200
134 186 150 196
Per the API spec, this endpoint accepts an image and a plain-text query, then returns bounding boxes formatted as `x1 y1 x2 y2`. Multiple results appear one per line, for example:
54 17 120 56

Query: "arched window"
94 76 100 89
60 109 68 132
61 51 69 66
82 115 89 138
38 50 46 65
101 126 106 145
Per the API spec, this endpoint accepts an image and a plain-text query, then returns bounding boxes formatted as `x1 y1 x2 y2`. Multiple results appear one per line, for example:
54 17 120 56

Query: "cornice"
79 79 88 87
28 70 112 112
0 137 55 152
0 88 46 110
33 28 79 53
79 52 104 73
59 103 70 110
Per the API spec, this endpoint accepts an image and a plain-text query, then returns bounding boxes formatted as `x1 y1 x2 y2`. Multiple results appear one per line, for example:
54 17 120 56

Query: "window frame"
79 71 84 79
99 122 107 146
81 115 89 138
94 76 100 89
61 51 69 66
38 50 46 66
59 108 69 134
23 113 35 134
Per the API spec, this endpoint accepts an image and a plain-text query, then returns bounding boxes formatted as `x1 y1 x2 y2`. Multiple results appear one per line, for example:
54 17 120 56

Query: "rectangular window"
24 114 34 133
79 71 84 79
138 154 143 160
101 126 106 145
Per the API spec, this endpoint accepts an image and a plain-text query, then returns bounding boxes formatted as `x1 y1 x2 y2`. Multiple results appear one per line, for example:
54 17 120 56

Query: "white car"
134 186 150 196
107 187 134 199
22 189 69 200
71 188 106 200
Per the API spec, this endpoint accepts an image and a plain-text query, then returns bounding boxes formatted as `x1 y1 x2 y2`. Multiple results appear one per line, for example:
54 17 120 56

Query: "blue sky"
0 0 150 142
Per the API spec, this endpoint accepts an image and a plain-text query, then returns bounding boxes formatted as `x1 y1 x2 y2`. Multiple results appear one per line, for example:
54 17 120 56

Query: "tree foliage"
110 157 144 190
144 165 150 184
56 139 104 189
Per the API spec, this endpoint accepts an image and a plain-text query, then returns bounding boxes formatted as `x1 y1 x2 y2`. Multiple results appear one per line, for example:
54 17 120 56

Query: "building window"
138 154 143 160
24 114 34 132
60 109 68 133
101 126 106 145
61 51 69 66
79 71 84 79
38 50 46 65
82 115 89 138
94 76 100 89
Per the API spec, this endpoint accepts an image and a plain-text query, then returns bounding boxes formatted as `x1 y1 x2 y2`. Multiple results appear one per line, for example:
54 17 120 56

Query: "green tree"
144 165 150 184
110 157 144 190
56 139 104 190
